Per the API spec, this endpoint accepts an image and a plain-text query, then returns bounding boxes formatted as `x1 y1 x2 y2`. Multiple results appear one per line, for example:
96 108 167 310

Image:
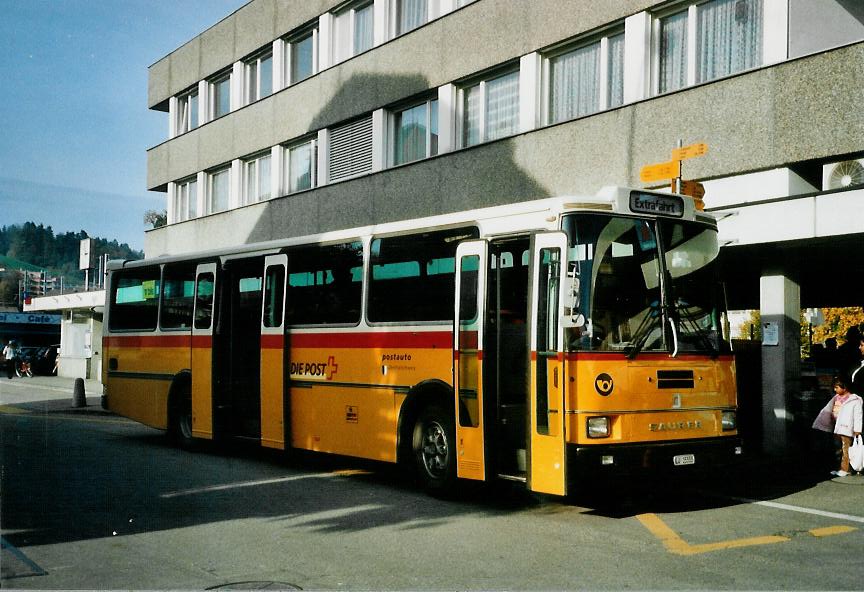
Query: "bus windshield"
562 213 728 355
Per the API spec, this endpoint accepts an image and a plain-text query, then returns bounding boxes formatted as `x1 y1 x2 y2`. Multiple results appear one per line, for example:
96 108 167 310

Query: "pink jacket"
812 394 863 437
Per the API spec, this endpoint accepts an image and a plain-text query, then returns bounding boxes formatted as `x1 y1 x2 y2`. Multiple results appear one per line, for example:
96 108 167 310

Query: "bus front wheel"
412 404 457 495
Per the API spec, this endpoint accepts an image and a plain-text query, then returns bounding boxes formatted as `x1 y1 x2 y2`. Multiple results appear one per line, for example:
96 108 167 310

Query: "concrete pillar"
519 52 541 133
623 12 650 104
437 83 456 155
760 274 800 454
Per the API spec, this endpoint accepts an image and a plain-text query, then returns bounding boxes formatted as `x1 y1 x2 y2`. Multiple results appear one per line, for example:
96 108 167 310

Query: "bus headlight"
587 416 610 438
721 411 737 431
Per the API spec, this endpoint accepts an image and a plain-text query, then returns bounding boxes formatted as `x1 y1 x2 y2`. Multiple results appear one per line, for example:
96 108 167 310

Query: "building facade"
145 0 864 450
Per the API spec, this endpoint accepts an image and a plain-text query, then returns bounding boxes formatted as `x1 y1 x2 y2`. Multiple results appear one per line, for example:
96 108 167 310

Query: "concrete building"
23 290 105 380
144 0 864 450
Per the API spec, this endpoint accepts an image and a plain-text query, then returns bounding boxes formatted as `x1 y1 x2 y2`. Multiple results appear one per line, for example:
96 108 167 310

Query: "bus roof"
112 187 713 270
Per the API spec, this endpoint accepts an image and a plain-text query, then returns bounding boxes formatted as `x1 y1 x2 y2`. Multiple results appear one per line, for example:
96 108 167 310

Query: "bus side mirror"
563 274 584 328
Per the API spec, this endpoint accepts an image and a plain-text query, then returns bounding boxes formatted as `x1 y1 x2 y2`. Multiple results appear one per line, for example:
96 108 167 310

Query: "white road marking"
161 470 369 498
736 497 864 524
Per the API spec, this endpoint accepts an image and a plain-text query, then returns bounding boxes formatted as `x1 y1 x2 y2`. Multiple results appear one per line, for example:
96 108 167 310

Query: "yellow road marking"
637 513 789 556
331 469 373 477
810 525 857 537
0 405 27 414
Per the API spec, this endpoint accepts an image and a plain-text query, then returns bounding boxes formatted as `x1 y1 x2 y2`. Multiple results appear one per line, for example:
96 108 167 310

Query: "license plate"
673 454 695 466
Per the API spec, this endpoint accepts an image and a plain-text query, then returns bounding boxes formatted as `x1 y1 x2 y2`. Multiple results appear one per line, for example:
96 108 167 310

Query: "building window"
607 32 625 108
334 1 374 63
656 0 763 94
243 152 271 204
288 27 317 85
547 29 624 125
285 138 317 193
696 0 763 83
658 10 689 94
174 177 198 222
208 167 231 214
176 88 198 134
461 70 519 147
210 72 231 119
395 0 428 36
245 49 273 104
393 98 438 165
329 115 374 182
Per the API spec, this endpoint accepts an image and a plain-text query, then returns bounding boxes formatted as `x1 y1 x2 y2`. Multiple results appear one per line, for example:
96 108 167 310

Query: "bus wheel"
412 404 456 495
170 392 195 450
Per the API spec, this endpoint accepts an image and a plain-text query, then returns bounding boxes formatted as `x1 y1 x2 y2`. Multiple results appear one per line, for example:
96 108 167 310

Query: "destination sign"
629 192 684 218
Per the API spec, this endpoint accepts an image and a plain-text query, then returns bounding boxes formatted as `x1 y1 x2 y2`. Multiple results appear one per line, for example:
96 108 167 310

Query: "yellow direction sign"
672 142 708 161
640 160 681 183
679 180 705 200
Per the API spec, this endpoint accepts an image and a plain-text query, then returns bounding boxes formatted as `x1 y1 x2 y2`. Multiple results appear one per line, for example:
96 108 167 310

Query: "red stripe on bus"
191 335 212 348
261 334 284 349
104 334 192 348
458 331 478 350
289 331 452 349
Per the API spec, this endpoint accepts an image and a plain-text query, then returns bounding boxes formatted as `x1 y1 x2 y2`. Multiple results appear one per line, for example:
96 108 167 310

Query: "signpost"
639 160 681 183
639 142 708 210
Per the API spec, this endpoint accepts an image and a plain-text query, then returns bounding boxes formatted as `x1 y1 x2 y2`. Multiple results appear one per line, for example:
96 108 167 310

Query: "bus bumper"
567 436 743 477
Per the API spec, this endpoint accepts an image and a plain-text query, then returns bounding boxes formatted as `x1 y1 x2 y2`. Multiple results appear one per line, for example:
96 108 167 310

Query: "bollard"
73 378 86 408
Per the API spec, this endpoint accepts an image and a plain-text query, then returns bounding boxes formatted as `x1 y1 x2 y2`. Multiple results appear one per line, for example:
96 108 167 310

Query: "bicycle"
14 358 33 378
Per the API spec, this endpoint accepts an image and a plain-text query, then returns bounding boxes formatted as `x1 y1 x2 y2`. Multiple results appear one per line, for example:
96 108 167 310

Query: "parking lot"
2 377 862 590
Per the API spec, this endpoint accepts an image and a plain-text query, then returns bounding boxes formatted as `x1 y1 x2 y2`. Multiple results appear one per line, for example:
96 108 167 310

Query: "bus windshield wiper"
625 301 662 359
674 298 719 357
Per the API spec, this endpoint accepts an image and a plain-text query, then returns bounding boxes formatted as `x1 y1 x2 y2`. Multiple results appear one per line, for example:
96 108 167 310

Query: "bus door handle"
553 366 558 388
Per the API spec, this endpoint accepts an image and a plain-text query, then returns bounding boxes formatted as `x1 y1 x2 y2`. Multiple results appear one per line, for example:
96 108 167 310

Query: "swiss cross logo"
326 356 338 380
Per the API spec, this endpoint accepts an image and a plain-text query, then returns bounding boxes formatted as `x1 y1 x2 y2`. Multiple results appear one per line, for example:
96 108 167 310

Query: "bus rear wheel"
412 404 457 495
169 391 195 450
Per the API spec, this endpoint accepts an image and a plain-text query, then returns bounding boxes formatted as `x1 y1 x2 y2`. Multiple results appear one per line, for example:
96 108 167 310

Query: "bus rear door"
191 263 217 439
528 232 568 495
454 240 488 481
260 254 288 449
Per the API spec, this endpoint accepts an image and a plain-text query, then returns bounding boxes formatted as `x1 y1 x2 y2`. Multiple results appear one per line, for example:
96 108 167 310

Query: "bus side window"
287 241 363 326
160 263 196 330
263 265 285 328
194 273 215 330
110 268 161 332
368 226 479 323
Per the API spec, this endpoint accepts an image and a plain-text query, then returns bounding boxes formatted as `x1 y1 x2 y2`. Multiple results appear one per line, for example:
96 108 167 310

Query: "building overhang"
24 290 106 313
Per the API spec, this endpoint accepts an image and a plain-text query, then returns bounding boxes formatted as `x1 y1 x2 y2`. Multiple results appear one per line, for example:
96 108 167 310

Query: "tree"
738 310 761 340
144 210 167 229
812 307 864 347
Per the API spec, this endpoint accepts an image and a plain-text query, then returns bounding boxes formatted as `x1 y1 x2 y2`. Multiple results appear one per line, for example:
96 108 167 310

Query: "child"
812 377 863 477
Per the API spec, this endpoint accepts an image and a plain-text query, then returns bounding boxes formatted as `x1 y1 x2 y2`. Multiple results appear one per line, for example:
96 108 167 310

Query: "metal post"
73 378 86 407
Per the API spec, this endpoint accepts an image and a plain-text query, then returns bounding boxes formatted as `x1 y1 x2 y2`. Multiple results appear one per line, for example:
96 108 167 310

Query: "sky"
0 0 249 251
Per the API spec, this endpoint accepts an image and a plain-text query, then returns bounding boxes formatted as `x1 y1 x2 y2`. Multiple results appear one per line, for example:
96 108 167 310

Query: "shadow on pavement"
2 400 841 554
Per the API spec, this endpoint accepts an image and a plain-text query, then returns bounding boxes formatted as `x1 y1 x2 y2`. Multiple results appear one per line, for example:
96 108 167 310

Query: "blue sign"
0 312 62 325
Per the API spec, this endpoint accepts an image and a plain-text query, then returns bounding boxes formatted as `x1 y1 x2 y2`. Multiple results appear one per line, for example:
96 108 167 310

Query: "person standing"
838 327 862 377
2 339 19 379
850 336 864 397
813 377 863 477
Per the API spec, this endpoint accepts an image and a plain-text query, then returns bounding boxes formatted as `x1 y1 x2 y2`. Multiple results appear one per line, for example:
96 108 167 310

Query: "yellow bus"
103 187 740 496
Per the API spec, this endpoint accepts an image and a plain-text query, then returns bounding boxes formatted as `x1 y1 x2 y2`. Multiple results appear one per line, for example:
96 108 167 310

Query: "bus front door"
191 263 217 439
260 254 288 449
528 232 568 496
454 240 488 481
